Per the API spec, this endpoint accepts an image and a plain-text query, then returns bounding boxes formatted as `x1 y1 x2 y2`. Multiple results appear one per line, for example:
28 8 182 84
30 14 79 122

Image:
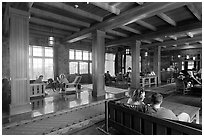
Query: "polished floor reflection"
2 85 117 126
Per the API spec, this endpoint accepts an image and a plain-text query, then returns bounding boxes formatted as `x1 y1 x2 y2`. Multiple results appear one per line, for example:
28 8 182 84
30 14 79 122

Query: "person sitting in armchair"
57 74 69 92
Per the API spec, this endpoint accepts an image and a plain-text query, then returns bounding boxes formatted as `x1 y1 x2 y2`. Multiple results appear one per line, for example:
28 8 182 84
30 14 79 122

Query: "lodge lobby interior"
2 2 202 135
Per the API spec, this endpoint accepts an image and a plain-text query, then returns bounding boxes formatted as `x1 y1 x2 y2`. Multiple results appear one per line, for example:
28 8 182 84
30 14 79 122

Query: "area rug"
2 99 112 135
145 83 176 95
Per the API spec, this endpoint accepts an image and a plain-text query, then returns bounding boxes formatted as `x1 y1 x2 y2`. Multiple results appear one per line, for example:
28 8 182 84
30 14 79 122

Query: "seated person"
34 75 44 83
104 71 112 85
57 74 69 91
147 93 190 122
45 78 56 91
126 88 147 112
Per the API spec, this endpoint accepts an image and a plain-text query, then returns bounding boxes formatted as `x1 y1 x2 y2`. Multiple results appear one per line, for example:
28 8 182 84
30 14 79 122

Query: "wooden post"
92 30 106 98
130 40 141 90
153 46 161 85
9 8 31 115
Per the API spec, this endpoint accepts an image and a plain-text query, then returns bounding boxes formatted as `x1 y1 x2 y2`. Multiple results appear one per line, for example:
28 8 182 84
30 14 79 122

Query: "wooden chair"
64 76 82 94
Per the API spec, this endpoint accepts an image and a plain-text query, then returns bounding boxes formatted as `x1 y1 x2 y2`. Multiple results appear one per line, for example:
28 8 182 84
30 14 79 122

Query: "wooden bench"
105 99 202 135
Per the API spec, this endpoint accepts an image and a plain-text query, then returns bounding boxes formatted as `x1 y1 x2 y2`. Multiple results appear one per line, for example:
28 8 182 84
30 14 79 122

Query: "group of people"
34 73 69 91
126 88 190 122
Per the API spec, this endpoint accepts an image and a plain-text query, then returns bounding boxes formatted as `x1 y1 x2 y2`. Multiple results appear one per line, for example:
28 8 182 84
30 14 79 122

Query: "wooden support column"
153 46 161 85
92 30 106 99
9 8 31 115
130 40 141 91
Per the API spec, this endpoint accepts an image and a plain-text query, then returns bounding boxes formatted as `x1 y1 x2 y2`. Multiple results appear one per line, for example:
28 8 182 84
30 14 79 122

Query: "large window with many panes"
29 45 54 80
69 49 92 74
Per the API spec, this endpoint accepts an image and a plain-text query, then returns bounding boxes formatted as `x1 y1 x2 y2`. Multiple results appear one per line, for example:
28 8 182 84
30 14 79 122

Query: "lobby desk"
162 101 200 124
140 76 157 87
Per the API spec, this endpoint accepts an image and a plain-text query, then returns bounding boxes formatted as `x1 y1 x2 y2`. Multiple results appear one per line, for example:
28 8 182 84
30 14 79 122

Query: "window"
125 55 141 73
105 53 115 76
69 49 91 74
69 62 78 74
69 49 75 60
83 51 89 60
89 52 92 60
188 61 194 69
29 45 54 80
76 50 82 60
79 62 88 74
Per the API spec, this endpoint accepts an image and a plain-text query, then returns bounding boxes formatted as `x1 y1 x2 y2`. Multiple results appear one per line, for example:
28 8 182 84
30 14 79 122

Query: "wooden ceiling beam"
30 8 90 27
68 33 92 43
90 2 120 15
154 38 163 42
64 2 187 43
157 13 176 26
30 17 80 32
162 43 201 51
30 29 65 38
136 20 157 31
169 35 177 40
29 24 71 36
187 3 202 21
119 26 141 34
107 22 201 47
106 30 128 37
142 35 201 48
141 40 152 44
43 2 103 22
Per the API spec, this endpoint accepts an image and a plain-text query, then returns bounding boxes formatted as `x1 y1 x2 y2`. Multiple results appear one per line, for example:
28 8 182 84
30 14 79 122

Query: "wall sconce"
186 55 189 59
193 56 196 60
178 55 181 58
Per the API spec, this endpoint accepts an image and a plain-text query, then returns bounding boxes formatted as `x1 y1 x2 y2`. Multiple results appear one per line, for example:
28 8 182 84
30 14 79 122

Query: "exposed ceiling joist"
68 33 92 43
30 8 90 27
43 2 103 22
29 24 71 36
169 35 177 40
64 2 186 43
154 38 164 42
157 13 176 26
90 2 120 15
119 26 141 34
162 43 201 51
135 20 157 31
106 30 128 37
141 40 152 44
30 17 80 32
107 22 201 47
30 29 65 38
143 35 201 48
187 3 202 21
